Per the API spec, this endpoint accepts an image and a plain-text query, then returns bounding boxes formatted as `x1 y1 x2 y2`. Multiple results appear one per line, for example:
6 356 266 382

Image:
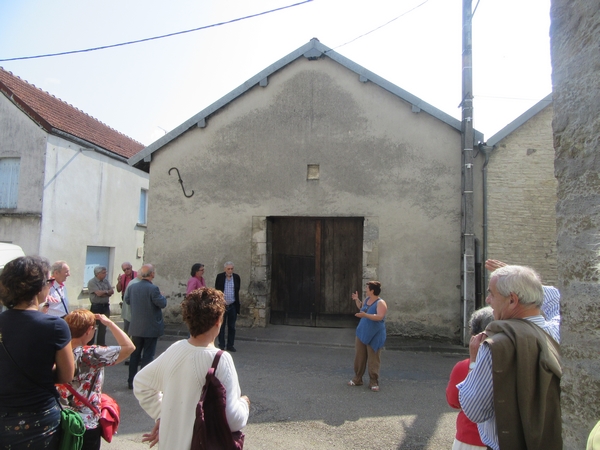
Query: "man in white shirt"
46 260 70 318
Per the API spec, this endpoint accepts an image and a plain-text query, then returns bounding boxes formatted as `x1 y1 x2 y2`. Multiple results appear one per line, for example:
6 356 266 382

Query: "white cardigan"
134 340 249 449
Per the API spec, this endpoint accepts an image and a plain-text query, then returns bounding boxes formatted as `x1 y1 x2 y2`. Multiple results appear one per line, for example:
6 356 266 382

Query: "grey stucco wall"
145 56 468 340
551 0 600 447
487 105 557 285
0 94 46 254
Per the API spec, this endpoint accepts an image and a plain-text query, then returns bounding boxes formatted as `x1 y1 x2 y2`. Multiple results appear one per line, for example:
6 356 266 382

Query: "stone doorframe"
248 216 379 327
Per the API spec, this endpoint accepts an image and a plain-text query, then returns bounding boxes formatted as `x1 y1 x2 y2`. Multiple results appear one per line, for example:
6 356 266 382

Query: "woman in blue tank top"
348 281 387 392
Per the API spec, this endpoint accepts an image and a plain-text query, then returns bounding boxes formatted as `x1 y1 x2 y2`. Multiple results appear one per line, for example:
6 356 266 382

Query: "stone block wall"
551 0 600 447
487 106 558 285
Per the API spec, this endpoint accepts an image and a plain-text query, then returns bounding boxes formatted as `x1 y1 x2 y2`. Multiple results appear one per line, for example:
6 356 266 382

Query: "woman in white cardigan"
134 288 250 449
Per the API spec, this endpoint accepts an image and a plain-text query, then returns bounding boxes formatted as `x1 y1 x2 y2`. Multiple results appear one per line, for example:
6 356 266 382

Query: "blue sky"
0 0 552 145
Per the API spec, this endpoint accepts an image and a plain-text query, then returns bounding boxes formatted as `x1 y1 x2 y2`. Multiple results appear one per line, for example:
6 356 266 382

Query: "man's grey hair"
224 261 234 268
93 266 107 276
469 306 494 335
140 264 155 278
121 261 132 270
51 260 67 274
491 265 543 307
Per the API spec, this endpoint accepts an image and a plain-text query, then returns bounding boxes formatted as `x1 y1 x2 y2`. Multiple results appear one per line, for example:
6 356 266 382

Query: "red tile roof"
0 67 143 159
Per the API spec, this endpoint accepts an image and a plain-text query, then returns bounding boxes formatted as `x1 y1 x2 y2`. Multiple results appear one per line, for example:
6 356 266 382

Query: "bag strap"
63 383 101 415
51 284 69 315
199 350 223 403
212 349 223 370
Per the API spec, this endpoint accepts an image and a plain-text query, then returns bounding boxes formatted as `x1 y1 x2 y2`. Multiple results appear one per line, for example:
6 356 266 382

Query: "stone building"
0 67 149 311
130 38 489 341
550 0 600 447
129 38 557 342
485 94 557 285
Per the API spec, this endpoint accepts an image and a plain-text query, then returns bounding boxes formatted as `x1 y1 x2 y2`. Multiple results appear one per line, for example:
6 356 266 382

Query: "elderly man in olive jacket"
124 264 166 389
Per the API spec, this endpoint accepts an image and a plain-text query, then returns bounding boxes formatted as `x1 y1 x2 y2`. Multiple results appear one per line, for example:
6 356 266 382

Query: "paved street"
101 329 465 450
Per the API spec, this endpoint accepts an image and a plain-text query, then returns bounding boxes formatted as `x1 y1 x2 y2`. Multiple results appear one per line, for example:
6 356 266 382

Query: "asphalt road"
101 336 463 450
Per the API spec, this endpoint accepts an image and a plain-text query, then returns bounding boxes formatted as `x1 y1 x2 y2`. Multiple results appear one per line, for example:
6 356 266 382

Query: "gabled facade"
0 67 149 311
484 94 556 285
130 39 487 341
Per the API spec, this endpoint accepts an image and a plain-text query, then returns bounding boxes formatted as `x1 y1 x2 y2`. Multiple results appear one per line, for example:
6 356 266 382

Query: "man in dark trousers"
124 264 166 389
215 261 240 352
87 265 114 345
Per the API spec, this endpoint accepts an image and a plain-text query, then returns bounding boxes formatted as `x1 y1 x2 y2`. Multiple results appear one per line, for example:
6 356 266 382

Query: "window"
138 189 148 225
84 246 111 287
0 158 20 208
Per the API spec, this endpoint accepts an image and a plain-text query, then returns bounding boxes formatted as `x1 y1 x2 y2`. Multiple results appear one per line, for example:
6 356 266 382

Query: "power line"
0 0 313 62
327 0 431 52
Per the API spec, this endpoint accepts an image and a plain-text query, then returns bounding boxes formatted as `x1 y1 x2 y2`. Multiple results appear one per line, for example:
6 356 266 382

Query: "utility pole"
461 0 475 346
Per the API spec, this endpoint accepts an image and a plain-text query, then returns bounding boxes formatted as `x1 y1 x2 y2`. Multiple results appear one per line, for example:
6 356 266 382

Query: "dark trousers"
218 304 237 349
128 336 158 384
88 303 110 346
82 425 102 450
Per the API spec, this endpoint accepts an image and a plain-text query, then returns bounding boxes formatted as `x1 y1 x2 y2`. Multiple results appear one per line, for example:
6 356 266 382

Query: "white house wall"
144 57 469 340
0 94 46 253
39 134 149 311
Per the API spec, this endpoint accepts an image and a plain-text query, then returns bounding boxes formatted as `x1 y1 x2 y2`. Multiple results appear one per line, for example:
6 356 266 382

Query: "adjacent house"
0 67 149 312
484 94 556 286
129 38 488 341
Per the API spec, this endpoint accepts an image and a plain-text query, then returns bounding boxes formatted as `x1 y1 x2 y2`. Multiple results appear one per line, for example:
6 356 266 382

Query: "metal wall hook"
168 167 194 198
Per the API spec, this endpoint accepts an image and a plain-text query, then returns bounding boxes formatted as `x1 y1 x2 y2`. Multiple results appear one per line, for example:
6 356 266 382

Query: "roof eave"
129 38 483 166
486 93 553 146
0 82 53 133
51 128 128 164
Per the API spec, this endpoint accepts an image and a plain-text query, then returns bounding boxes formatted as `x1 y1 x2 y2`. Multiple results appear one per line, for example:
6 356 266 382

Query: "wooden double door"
269 217 363 327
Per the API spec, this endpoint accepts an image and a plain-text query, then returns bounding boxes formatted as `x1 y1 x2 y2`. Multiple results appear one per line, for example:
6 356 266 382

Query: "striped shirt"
541 285 561 342
457 315 559 450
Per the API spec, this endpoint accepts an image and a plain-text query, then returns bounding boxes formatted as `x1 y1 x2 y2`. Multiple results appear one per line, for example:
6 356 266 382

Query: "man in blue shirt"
458 265 561 450
215 261 241 352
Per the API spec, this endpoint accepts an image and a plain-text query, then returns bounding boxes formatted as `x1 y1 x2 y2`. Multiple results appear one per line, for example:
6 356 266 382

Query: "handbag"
0 330 84 450
190 350 245 450
63 384 121 442
58 408 86 450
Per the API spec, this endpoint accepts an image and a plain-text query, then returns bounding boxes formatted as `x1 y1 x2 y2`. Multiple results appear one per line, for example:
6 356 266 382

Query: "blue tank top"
356 298 386 351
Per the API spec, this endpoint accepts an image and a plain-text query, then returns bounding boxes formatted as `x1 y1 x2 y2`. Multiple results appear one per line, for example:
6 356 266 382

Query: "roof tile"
0 67 143 158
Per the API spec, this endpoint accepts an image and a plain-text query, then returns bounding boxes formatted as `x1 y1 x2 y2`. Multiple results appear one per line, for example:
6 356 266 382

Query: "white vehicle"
0 243 25 273
0 243 25 311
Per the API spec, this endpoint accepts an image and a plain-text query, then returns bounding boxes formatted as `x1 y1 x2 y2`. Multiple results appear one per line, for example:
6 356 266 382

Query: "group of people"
187 261 241 352
446 260 563 450
3 254 593 449
348 260 568 450
0 256 250 450
119 260 249 447
0 256 134 449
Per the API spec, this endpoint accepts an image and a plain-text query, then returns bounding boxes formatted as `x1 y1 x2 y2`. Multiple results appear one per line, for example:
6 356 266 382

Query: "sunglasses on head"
46 278 56 285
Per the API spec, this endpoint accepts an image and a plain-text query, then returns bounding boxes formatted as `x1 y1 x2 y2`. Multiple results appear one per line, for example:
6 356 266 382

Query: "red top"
446 358 486 446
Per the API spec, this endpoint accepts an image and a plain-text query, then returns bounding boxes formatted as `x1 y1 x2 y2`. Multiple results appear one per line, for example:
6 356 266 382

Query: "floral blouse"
57 345 120 429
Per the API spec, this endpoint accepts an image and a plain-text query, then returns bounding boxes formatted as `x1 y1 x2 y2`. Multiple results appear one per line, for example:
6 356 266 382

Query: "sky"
0 0 552 146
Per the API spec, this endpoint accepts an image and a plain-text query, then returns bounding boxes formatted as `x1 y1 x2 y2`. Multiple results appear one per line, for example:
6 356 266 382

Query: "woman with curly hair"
134 288 250 449
57 309 135 450
0 256 75 449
